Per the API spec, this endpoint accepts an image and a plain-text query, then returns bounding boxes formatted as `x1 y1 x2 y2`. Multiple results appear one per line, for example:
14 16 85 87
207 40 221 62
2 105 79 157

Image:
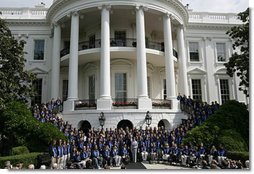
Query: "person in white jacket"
131 138 138 163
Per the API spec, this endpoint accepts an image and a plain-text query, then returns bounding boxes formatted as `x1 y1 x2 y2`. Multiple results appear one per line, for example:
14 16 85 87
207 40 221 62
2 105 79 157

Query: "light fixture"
145 111 152 126
99 112 106 128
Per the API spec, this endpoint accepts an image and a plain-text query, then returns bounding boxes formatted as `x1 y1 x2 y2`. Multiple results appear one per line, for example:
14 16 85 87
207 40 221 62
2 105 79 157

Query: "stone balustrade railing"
0 7 241 25
0 8 47 19
188 12 242 24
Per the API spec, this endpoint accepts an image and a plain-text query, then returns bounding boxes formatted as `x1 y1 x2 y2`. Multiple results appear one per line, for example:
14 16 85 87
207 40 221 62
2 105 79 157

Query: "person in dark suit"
57 139 64 169
49 140 58 169
102 145 112 167
92 145 102 169
111 145 121 167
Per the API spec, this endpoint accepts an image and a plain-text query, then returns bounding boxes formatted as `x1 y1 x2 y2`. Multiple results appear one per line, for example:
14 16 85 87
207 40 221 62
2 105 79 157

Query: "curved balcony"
60 38 178 58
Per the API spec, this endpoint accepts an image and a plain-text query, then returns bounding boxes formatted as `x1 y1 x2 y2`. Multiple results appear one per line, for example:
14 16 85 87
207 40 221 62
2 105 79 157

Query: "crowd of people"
28 95 249 170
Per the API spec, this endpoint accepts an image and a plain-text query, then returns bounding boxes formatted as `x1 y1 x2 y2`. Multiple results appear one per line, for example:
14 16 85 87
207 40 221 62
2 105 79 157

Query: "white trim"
186 39 204 65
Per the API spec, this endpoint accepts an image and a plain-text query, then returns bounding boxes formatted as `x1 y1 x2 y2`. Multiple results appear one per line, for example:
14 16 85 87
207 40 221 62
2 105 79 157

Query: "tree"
183 100 249 152
0 101 66 155
224 8 249 97
0 19 35 109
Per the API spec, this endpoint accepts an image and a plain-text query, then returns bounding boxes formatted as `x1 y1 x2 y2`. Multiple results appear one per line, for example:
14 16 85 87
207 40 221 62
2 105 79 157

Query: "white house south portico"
47 0 188 129
1 0 246 130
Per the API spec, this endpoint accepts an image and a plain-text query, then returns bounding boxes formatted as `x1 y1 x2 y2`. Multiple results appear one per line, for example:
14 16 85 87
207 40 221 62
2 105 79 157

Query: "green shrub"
183 100 249 152
183 124 220 148
218 129 248 151
0 152 42 169
11 146 29 156
226 151 249 165
0 101 66 155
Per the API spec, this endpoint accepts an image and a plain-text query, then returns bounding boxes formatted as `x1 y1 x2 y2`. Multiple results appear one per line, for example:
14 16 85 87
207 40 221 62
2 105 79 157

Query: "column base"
167 97 179 111
63 100 76 112
138 97 152 110
97 98 112 110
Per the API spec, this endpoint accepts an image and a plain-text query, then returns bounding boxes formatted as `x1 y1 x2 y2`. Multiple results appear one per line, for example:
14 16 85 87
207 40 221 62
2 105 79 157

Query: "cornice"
186 23 237 30
5 19 49 26
47 0 189 25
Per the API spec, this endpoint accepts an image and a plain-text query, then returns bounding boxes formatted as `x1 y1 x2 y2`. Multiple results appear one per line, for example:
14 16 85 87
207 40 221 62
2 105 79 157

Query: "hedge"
0 152 42 169
11 146 29 156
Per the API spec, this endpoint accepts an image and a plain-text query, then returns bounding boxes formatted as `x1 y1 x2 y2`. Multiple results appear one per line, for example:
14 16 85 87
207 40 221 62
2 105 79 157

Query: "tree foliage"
0 101 66 156
224 8 249 97
0 19 35 109
183 100 249 152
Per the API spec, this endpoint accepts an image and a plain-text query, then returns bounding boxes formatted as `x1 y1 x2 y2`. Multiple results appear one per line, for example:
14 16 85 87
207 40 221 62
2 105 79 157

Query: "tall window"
115 73 127 102
192 79 202 101
216 43 226 62
163 79 167 100
32 78 43 106
189 42 199 61
89 75 95 100
62 80 68 101
89 34 95 48
34 40 45 60
220 79 230 104
147 77 151 98
115 31 126 46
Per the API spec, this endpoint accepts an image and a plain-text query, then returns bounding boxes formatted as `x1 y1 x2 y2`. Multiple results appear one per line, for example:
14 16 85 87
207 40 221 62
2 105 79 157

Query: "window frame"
114 73 127 102
191 79 202 101
33 39 45 60
216 42 227 62
189 41 200 62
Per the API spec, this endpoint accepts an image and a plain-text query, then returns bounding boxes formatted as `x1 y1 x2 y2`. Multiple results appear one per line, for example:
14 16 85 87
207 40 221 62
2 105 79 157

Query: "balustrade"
60 38 178 58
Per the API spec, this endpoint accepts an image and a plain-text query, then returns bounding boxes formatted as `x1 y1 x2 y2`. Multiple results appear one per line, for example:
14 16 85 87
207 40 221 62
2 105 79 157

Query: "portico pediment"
215 68 227 75
28 67 48 74
188 68 206 75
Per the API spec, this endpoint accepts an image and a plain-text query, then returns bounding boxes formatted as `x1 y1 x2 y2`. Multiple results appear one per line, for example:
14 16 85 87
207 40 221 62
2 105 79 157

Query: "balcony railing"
75 99 97 110
73 98 173 110
112 98 138 109
60 38 178 58
152 99 171 109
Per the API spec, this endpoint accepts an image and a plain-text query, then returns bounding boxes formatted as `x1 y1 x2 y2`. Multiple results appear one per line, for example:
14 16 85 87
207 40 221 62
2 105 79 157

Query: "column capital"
164 13 177 22
98 4 111 11
71 11 79 16
135 5 148 11
52 21 60 28
178 24 185 30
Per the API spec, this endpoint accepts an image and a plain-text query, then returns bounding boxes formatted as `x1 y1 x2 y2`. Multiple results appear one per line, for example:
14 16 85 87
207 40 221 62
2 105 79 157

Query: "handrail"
75 99 97 110
60 38 178 58
112 98 138 107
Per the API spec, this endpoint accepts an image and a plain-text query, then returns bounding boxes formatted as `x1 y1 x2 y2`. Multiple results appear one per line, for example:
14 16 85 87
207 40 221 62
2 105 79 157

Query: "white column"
163 14 178 110
177 26 189 96
51 23 61 100
97 5 112 110
136 6 152 109
64 11 79 111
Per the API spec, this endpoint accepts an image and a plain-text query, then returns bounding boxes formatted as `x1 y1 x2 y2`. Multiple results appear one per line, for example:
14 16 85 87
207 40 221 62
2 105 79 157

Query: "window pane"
189 42 199 61
62 80 68 101
89 75 95 100
216 43 226 62
163 79 167 100
115 73 127 102
192 79 202 101
34 40 45 60
220 79 230 104
32 78 43 105
89 35 95 48
147 77 150 98
115 31 126 46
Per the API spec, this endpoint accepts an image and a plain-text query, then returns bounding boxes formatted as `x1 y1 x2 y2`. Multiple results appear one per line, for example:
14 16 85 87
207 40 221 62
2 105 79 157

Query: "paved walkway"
142 162 191 169
111 162 191 170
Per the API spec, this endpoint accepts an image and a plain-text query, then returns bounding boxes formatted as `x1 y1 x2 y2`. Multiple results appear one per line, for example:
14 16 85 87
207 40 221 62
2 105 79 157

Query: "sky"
0 0 249 13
